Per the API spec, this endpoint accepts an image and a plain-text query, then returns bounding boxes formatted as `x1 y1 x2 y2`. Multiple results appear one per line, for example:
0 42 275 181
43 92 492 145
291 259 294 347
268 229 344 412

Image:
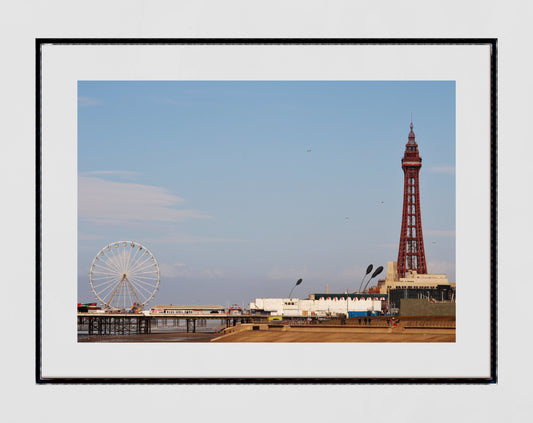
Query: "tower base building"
374 261 455 311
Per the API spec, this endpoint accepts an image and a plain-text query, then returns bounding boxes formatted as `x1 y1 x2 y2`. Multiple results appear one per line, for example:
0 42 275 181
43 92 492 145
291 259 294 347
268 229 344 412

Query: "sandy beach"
212 330 455 342
78 323 455 343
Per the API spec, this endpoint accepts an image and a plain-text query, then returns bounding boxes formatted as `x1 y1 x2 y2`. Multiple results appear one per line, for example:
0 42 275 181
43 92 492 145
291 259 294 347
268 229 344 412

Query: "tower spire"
408 121 416 143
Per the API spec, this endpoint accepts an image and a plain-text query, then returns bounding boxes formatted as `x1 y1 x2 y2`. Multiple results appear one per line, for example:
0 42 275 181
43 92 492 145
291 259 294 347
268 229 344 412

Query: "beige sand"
211 325 455 342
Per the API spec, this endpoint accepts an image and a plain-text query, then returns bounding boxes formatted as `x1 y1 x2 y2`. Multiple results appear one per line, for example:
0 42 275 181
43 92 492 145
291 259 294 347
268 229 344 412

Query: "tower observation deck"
397 122 427 278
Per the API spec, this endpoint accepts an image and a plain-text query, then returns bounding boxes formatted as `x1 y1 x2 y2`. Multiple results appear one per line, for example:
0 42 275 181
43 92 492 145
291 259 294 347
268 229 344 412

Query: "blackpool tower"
397 122 427 278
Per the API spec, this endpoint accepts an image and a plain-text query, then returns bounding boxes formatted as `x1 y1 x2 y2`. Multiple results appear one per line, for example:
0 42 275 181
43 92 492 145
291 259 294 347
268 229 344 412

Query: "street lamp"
288 278 303 298
358 264 374 293
362 266 384 293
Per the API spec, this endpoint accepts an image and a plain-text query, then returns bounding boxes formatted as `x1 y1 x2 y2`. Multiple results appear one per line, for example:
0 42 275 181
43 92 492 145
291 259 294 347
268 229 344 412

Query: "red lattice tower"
397 122 427 278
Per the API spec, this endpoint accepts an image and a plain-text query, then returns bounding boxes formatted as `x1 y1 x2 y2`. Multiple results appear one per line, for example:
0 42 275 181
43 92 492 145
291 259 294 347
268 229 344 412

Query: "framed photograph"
37 39 496 382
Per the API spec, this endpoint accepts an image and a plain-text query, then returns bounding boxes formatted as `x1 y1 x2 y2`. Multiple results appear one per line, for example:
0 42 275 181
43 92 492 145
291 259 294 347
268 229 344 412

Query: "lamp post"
288 278 303 299
358 264 374 293
358 265 383 319
349 264 373 320
362 266 384 293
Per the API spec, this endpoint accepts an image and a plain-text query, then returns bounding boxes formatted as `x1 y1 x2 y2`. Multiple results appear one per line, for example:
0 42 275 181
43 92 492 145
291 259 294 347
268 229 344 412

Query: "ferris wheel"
89 241 160 310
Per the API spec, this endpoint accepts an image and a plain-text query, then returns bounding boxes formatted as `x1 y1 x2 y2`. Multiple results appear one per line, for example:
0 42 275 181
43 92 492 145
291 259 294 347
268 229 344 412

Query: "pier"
77 313 275 336
77 313 455 336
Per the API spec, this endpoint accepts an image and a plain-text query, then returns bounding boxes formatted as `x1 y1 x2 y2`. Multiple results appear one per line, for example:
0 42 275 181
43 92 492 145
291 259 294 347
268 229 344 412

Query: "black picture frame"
36 38 497 384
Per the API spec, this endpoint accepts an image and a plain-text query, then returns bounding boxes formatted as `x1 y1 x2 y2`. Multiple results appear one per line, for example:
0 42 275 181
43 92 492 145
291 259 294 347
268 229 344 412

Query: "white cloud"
158 262 187 278
78 176 211 223
78 96 101 107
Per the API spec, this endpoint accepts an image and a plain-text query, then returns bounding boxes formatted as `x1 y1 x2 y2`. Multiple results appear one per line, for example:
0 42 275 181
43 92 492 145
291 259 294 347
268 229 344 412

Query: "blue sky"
78 81 455 307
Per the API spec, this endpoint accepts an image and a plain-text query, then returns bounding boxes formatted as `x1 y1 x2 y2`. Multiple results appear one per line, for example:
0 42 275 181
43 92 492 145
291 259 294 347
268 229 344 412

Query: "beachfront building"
248 294 386 317
375 261 452 294
371 261 456 311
